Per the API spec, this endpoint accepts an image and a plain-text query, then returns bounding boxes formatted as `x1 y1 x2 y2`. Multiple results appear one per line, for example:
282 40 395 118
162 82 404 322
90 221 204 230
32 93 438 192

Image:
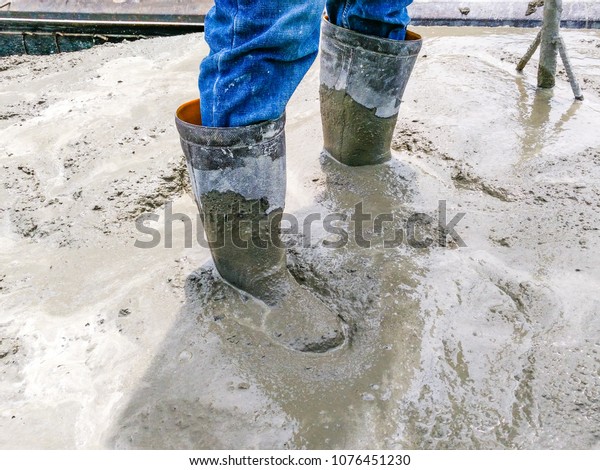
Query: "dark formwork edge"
1 12 598 57
1 12 598 34
0 13 205 36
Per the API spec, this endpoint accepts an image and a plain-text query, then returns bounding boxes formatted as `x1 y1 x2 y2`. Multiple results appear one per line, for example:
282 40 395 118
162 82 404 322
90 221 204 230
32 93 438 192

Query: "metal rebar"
538 0 562 88
556 36 584 100
517 29 542 71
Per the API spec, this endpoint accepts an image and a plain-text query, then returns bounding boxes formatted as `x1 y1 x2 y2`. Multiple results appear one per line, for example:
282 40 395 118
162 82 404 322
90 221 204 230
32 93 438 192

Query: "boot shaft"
175 100 287 297
320 17 422 166
175 99 287 211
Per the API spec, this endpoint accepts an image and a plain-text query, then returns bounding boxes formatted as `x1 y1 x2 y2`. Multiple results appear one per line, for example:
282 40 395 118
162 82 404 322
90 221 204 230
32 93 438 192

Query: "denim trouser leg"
199 0 413 128
199 0 325 128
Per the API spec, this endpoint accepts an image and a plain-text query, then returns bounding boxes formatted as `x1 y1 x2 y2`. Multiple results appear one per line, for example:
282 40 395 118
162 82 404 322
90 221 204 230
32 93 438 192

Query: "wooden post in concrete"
537 0 562 88
516 0 583 100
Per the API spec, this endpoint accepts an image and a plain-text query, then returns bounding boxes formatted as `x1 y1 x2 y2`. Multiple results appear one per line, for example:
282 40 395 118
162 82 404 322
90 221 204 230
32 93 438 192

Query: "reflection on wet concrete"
515 76 582 161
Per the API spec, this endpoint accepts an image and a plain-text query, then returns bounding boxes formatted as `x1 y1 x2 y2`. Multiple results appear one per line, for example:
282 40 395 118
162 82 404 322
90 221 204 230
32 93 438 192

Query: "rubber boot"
175 99 347 353
320 17 422 166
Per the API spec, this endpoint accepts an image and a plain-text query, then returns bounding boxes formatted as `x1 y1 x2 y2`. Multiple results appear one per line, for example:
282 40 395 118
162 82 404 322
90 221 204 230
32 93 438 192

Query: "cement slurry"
1 27 600 449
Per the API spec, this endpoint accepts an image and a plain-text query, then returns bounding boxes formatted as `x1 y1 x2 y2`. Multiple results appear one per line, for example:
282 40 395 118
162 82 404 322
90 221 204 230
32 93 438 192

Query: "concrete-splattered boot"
320 17 422 166
175 99 347 353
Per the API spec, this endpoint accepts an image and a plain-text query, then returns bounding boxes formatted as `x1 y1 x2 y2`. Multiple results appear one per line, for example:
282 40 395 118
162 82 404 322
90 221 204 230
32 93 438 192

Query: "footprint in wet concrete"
451 165 516 202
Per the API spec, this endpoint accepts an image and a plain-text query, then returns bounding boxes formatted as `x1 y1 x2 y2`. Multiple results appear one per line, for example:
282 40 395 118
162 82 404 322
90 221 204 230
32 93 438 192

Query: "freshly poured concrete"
1 27 600 449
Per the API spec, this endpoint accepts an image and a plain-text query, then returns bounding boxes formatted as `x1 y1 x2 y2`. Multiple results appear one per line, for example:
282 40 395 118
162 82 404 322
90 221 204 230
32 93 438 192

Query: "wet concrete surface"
1 27 600 449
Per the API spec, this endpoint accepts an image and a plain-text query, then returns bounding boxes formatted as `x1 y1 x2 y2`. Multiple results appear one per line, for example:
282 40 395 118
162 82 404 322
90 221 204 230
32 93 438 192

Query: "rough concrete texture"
1 27 600 449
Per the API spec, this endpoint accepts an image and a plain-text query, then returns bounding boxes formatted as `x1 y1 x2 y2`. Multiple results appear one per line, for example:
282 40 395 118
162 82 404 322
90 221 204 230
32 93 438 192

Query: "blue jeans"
199 0 413 128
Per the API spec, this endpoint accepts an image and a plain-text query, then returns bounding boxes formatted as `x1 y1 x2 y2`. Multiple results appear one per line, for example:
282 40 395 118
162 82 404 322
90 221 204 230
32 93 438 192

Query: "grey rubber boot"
175 99 347 353
320 17 422 166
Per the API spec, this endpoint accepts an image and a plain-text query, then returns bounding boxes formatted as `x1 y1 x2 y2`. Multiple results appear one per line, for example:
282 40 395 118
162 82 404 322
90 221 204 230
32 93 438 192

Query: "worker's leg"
199 0 326 128
177 0 347 353
326 0 413 40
